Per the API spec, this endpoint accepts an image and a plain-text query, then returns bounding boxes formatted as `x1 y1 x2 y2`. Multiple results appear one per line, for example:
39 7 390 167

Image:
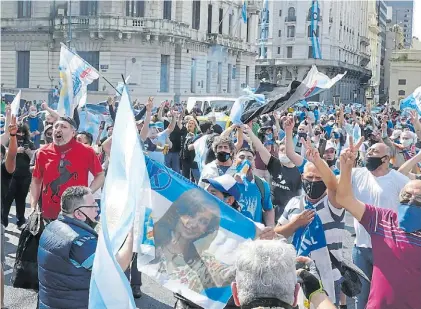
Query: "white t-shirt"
148 131 168 164
351 168 409 248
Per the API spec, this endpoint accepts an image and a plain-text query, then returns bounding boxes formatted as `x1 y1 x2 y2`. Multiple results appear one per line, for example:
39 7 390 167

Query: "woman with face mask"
23 105 44 149
254 122 277 183
2 123 35 229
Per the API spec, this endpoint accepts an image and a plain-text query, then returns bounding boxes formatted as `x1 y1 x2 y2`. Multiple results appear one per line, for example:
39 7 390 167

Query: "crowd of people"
1 93 421 309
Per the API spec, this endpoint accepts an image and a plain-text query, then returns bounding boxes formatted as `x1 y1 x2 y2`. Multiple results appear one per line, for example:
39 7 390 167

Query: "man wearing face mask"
198 136 237 187
244 126 301 222
24 105 44 149
337 150 421 309
38 186 134 309
30 117 105 222
274 141 346 305
343 142 409 309
382 121 418 169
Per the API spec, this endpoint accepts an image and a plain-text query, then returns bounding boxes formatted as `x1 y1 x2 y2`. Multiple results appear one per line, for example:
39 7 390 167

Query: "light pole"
67 0 72 48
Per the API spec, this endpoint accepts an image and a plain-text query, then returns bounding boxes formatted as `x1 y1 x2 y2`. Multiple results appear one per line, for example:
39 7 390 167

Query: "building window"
78 51 99 91
192 0 200 30
160 55 170 92
207 4 212 33
17 1 31 18
245 66 250 86
307 25 320 37
227 64 232 93
163 0 172 20
286 7 296 21
126 0 145 17
398 90 406 96
206 61 211 93
228 13 233 36
80 0 97 16
17 51 30 88
278 29 281 37
286 70 292 80
287 26 295 37
217 62 222 92
308 46 313 58
287 46 293 58
279 10 282 16
219 8 223 34
191 58 197 93
277 47 281 54
307 6 321 21
398 79 407 85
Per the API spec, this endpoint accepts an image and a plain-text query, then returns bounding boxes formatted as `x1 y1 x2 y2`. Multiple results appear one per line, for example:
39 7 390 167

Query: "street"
3 204 356 309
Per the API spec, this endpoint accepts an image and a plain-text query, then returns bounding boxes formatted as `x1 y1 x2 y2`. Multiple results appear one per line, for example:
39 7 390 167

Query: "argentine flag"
137 157 258 309
241 1 247 23
89 86 148 309
58 43 99 117
400 86 421 115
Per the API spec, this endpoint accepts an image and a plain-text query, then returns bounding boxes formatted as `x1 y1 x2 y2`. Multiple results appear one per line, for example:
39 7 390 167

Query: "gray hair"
61 186 91 214
234 240 297 306
212 135 236 154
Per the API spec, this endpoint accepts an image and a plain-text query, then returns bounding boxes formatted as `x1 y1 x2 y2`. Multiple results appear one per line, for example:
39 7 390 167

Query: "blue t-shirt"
297 158 340 176
27 116 39 132
237 178 273 223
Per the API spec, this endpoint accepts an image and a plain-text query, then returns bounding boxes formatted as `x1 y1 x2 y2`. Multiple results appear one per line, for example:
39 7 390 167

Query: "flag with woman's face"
138 157 258 309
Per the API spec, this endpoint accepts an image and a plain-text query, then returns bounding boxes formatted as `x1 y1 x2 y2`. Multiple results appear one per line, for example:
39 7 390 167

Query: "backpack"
253 175 266 211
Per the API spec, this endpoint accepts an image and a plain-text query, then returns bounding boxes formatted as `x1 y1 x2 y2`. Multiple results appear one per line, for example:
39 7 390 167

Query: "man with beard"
30 117 104 221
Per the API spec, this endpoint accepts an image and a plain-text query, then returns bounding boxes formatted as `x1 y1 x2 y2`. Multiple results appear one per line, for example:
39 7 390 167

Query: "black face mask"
314 130 321 136
320 120 327 125
365 156 386 172
302 179 327 200
79 210 98 229
216 151 231 163
326 159 336 167
298 132 307 140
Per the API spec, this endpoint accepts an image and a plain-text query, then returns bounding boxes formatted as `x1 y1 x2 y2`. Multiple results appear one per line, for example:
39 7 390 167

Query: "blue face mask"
333 132 340 139
398 204 421 233
265 133 273 140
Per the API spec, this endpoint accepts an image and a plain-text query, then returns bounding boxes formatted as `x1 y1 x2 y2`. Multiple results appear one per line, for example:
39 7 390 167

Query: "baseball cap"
325 140 336 150
202 174 241 201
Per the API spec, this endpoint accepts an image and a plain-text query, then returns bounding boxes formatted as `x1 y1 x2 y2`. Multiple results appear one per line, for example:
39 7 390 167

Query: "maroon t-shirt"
360 204 421 309
33 139 103 219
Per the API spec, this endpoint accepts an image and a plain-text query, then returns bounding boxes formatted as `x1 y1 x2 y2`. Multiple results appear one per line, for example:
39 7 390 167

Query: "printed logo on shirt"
272 174 291 191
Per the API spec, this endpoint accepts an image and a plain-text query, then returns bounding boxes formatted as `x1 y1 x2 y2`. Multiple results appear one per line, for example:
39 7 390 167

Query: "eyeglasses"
45 132 52 137
75 205 99 212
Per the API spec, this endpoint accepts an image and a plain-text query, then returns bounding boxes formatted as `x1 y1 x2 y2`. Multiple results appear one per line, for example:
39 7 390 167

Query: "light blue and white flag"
137 157 258 309
78 106 112 142
193 134 209 173
89 86 149 309
310 0 322 59
230 87 266 124
292 200 335 303
58 43 100 117
241 1 247 23
10 90 21 117
400 86 421 115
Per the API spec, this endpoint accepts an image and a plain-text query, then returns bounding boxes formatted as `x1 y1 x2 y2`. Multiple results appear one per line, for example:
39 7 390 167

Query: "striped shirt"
279 195 346 280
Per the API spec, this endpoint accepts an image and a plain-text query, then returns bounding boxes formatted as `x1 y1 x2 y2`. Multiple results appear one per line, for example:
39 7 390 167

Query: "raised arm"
140 97 153 142
1 105 11 145
164 111 177 135
41 101 60 122
4 115 18 173
242 125 271 166
409 110 421 140
336 150 366 221
398 150 421 180
284 117 304 167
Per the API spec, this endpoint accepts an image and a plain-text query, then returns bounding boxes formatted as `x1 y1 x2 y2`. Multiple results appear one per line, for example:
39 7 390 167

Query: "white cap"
325 140 336 150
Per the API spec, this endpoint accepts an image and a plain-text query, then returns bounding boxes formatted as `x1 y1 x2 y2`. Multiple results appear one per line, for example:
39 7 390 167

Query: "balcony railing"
285 16 296 22
359 36 369 46
53 16 191 39
1 17 51 32
206 33 245 50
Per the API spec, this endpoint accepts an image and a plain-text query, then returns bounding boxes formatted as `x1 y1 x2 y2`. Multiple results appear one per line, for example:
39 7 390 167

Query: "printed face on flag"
138 157 257 308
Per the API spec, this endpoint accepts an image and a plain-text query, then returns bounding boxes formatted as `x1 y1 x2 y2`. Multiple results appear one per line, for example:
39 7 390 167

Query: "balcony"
206 33 245 50
246 0 261 13
285 16 296 22
360 52 370 67
1 17 51 32
359 35 369 46
53 16 191 39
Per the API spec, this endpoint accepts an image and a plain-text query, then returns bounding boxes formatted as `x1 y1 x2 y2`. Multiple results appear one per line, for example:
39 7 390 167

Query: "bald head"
367 142 390 158
302 162 322 181
401 180 421 202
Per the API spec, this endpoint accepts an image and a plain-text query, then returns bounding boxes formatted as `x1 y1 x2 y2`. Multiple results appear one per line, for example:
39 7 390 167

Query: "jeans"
125 253 142 287
165 152 181 173
352 246 373 309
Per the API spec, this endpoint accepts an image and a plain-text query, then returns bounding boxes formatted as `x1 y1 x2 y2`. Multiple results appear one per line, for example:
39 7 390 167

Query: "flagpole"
60 42 122 95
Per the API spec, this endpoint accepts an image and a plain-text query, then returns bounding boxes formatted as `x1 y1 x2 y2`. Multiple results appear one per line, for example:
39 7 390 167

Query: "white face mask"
400 139 413 148
30 111 37 117
279 154 291 164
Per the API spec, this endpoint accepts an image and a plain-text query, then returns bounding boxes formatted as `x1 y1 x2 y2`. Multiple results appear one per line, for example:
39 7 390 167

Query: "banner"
89 85 147 309
78 105 112 143
310 0 322 59
58 43 100 117
137 157 258 309
240 65 346 123
10 90 21 117
400 86 421 115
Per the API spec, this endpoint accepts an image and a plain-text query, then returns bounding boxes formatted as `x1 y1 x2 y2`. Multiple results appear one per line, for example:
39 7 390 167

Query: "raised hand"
283 117 294 133
340 149 356 171
409 110 418 125
292 209 315 228
146 97 154 112
8 115 17 135
302 137 320 163
41 101 48 110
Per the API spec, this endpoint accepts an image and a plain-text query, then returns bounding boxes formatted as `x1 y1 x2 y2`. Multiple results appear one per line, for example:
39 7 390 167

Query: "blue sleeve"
69 235 97 271
297 158 308 174
262 180 273 211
